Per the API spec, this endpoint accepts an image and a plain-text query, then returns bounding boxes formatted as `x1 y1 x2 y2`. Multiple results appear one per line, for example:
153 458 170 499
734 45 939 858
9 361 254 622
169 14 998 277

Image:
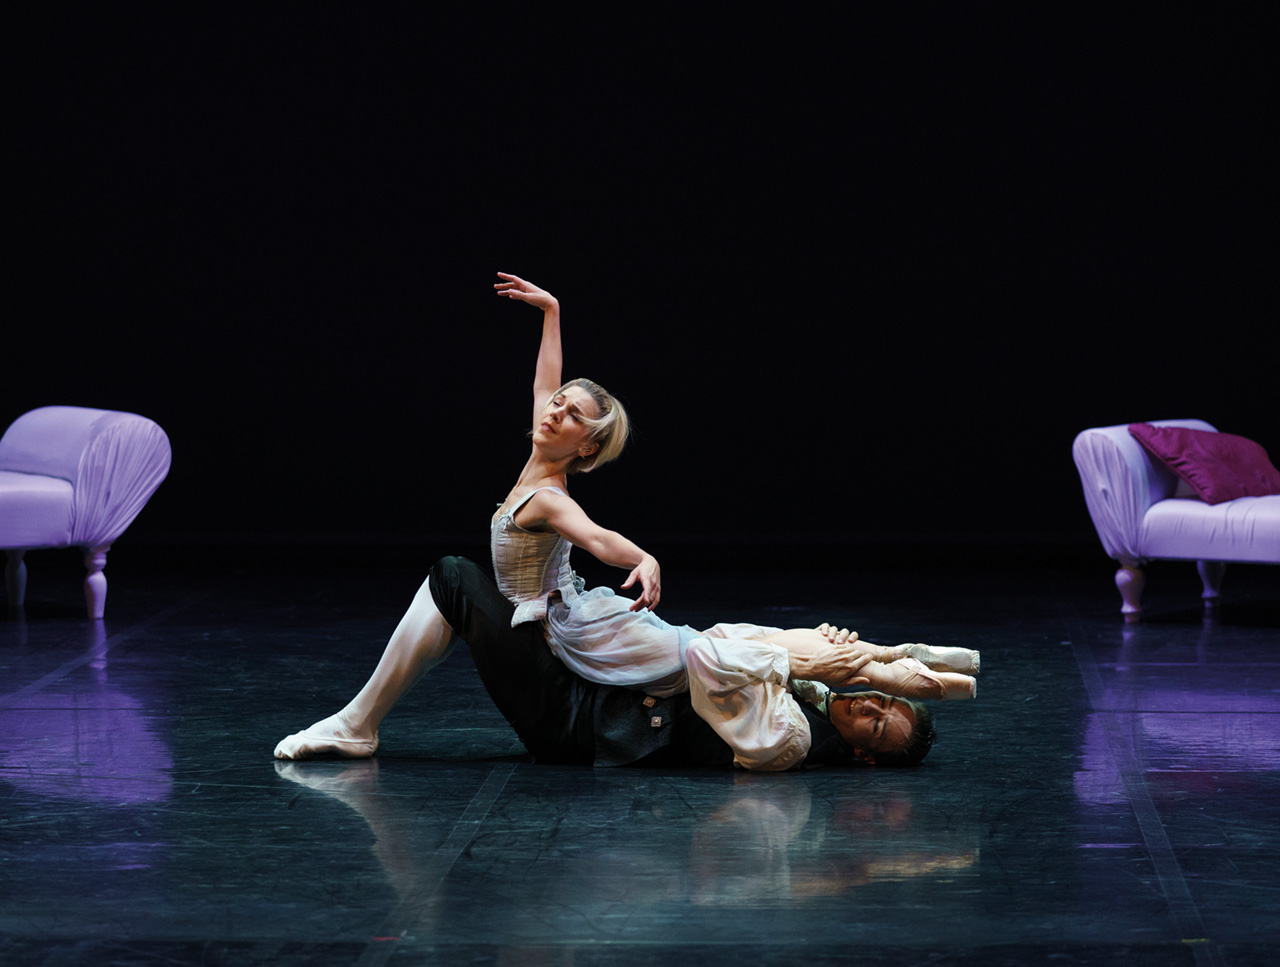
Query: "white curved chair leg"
5 549 27 608
1116 565 1145 622
1197 560 1226 614
84 546 110 619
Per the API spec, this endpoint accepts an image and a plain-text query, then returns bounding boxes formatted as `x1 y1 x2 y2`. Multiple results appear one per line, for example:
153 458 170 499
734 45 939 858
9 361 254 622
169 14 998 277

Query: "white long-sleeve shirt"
688 623 833 772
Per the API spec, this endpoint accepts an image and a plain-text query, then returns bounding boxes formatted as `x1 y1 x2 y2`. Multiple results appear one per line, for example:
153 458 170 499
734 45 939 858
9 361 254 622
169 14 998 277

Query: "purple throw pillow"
1128 423 1280 505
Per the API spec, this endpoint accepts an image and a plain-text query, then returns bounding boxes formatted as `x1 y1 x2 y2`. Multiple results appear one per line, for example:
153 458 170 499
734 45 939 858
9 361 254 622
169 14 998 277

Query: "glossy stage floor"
2 543 1277 966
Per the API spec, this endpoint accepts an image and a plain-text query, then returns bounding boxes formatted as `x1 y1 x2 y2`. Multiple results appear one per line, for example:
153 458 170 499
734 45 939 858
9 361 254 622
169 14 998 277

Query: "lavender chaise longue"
1 406 171 619
1073 418 1280 620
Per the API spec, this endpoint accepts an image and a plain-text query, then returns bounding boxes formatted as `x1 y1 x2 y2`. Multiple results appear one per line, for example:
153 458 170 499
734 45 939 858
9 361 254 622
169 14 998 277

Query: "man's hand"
790 646 873 689
817 622 857 645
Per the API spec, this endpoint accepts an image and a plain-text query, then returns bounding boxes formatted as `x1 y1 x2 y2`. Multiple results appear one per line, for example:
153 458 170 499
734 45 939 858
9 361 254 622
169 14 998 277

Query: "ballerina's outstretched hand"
495 272 559 311
621 555 662 612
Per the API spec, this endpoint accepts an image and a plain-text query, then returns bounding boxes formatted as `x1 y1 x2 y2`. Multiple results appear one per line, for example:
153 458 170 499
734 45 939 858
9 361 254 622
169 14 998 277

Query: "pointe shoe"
895 643 981 675
935 672 977 700
874 657 978 702
273 712 379 760
882 657 949 701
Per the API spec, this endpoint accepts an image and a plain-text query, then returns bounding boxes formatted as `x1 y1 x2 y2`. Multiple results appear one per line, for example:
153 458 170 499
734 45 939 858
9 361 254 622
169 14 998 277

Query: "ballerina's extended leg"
808 624 980 676
749 627 977 700
878 642 981 675
274 577 456 760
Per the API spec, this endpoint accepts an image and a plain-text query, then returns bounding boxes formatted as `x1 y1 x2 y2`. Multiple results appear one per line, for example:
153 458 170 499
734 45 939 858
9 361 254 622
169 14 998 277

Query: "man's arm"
684 636 871 772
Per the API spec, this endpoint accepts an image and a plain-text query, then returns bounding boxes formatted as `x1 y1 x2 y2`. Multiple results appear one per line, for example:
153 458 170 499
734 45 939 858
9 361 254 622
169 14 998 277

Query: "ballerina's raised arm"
494 272 660 611
494 272 563 432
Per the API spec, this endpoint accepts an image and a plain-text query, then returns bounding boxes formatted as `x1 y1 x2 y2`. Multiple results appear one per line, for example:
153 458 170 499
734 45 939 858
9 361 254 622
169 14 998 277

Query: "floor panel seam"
1062 607 1222 967
355 760 517 966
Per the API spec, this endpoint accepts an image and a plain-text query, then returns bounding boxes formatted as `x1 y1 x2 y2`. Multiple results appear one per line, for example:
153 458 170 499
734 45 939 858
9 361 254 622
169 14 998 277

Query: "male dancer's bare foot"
882 643 981 676
274 710 378 760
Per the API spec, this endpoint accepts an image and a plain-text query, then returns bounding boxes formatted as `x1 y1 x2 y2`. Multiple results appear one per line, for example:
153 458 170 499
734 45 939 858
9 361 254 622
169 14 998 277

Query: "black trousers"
428 556 732 769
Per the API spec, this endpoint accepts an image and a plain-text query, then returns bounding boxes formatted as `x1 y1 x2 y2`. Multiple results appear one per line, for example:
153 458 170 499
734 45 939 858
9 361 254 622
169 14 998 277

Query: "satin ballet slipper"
274 710 379 760
868 657 977 701
273 576 455 760
867 657 945 700
884 643 981 675
934 671 977 700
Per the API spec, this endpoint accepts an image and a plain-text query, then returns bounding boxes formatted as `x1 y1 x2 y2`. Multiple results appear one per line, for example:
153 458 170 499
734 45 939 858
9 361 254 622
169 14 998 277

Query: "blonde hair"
550 378 630 474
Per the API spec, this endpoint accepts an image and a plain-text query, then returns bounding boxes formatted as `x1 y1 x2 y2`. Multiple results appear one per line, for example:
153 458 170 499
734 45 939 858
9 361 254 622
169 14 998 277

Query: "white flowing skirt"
544 587 698 698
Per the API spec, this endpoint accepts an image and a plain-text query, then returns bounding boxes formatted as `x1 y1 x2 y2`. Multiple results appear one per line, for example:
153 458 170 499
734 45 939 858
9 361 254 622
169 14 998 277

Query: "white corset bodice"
490 486 583 626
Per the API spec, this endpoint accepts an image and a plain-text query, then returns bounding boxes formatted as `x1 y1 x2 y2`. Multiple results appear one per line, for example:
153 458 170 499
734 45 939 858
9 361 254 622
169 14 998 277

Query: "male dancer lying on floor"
275 557 967 769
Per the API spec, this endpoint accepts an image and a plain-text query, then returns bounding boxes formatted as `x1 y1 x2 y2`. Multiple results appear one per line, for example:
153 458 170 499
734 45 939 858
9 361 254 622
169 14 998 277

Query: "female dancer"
486 272 976 700
274 274 976 763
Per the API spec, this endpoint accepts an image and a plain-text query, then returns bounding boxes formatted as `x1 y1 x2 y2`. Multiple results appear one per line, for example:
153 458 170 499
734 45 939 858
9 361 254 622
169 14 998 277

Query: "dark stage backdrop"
8 8 1274 562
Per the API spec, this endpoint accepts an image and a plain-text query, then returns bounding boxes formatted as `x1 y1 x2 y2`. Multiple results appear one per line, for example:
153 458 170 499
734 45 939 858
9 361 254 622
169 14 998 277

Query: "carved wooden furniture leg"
1116 565 1145 622
5 549 26 608
84 545 110 620
1197 560 1226 615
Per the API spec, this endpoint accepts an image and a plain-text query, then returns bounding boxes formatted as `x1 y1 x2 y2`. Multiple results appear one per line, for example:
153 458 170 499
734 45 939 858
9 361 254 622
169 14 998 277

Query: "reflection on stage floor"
2 546 1277 965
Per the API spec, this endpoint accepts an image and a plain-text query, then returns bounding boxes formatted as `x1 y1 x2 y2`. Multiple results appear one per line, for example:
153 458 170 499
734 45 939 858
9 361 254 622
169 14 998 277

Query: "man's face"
828 692 916 764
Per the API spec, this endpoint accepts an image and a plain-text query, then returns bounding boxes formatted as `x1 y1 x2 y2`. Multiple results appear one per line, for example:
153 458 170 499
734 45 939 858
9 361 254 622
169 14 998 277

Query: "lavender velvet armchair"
1072 419 1280 621
1 406 171 618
